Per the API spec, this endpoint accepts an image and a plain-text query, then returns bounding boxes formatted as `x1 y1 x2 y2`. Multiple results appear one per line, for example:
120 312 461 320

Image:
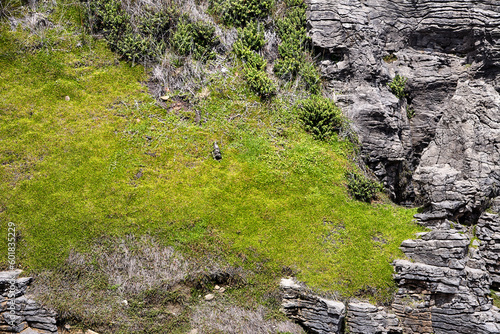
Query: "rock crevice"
308 0 500 211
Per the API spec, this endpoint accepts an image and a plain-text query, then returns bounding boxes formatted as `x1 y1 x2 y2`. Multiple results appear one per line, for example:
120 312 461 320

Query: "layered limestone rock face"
308 0 500 212
477 212 500 288
0 271 57 333
393 229 500 334
282 3 500 332
281 278 345 334
281 226 500 333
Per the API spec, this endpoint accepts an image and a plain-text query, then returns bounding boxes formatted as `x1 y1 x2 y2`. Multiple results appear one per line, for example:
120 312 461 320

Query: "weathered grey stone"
477 212 500 288
0 271 57 333
308 0 500 210
413 80 500 223
347 302 402 334
400 230 469 268
280 278 345 334
28 322 57 332
393 218 500 334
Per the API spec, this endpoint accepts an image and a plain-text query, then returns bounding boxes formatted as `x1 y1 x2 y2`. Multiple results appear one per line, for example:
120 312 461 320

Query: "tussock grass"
0 5 422 332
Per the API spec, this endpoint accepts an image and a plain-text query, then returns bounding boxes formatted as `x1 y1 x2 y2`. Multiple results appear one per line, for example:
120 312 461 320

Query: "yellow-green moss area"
0 19 422 303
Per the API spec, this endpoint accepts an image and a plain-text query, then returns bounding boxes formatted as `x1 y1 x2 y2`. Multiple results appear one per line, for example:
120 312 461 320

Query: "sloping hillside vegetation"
0 0 422 332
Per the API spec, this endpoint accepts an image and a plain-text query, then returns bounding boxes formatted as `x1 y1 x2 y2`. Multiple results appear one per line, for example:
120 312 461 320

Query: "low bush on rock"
274 0 320 94
233 18 275 97
387 74 407 99
295 95 344 140
233 20 265 52
172 16 218 61
88 0 177 63
244 65 276 98
208 0 274 26
346 172 383 202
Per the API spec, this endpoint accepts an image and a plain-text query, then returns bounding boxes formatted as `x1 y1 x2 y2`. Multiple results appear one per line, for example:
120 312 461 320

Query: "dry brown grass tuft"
191 301 305 334
28 234 262 333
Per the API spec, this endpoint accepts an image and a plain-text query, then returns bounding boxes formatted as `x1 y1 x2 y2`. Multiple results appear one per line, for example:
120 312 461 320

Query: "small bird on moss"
212 141 222 161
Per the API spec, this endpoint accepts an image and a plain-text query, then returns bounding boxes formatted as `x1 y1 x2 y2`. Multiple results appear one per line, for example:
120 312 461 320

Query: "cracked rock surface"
0 271 57 333
308 0 500 213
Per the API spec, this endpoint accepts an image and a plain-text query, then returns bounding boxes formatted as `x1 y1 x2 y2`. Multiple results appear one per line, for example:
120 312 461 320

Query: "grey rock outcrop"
0 271 57 333
413 80 500 224
308 0 500 212
346 302 402 334
280 278 345 334
477 212 500 288
393 229 500 334
281 226 500 333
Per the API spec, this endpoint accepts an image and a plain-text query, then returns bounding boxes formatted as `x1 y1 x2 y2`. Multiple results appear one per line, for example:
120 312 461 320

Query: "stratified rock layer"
393 229 500 334
281 225 500 333
308 0 500 213
477 212 500 288
0 271 57 333
304 4 500 330
281 278 345 334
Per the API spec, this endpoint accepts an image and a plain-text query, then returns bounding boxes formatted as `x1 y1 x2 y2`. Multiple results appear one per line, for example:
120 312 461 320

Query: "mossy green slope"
0 20 421 303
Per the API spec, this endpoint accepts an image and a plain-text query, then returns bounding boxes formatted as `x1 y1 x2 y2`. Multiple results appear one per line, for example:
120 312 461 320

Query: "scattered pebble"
204 293 215 301
65 96 70 101
219 287 226 293
214 285 220 290
160 95 170 101
121 300 128 306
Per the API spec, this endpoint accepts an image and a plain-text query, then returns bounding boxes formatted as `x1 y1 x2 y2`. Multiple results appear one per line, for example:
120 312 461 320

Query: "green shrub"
244 66 276 98
89 0 130 43
208 0 274 26
274 57 301 80
406 106 415 119
236 47 266 71
88 0 177 63
345 172 382 203
115 33 150 63
387 74 407 99
299 62 321 95
232 19 273 98
171 16 218 60
137 9 176 42
274 4 307 80
273 0 320 94
236 20 265 51
295 95 344 140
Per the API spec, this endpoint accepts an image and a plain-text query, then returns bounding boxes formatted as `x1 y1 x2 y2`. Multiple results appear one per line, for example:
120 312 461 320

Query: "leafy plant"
232 19 273 98
274 3 307 79
244 65 276 98
208 0 274 26
237 47 266 71
387 74 407 99
172 16 218 61
383 53 398 63
295 95 344 140
87 0 177 63
90 0 130 43
235 20 265 52
299 62 321 95
346 172 383 202
406 106 415 119
273 0 321 94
